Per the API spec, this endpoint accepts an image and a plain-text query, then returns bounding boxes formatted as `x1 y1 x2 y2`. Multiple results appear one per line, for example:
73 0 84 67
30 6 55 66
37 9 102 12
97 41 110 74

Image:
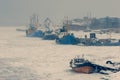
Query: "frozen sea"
0 26 120 80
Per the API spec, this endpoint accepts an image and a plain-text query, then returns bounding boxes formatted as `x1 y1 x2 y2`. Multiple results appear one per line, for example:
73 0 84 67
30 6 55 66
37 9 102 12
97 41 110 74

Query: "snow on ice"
0 26 120 80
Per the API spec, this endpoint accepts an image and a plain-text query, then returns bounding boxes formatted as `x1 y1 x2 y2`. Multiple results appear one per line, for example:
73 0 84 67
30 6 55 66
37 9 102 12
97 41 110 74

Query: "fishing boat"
78 33 120 46
42 18 58 40
56 18 80 45
43 31 58 40
70 56 95 73
26 14 44 37
70 56 120 74
56 33 79 45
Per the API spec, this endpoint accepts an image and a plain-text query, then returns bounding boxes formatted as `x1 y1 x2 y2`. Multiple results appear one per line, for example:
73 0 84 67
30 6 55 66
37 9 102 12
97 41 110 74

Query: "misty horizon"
0 0 120 26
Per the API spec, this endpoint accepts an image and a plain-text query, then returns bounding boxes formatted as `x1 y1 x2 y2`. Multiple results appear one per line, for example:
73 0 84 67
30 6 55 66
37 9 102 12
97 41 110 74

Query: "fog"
0 0 120 26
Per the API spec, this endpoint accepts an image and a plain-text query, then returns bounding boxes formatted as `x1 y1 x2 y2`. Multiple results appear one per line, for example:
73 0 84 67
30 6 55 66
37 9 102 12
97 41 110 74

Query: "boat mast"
64 16 69 34
29 14 39 29
36 15 39 29
86 12 91 31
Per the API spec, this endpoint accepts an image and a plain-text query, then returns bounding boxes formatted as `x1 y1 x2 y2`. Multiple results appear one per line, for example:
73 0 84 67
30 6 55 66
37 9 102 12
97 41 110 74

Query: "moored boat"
42 31 58 40
70 56 94 73
42 18 58 40
56 33 80 45
70 56 120 74
56 18 80 45
26 14 44 37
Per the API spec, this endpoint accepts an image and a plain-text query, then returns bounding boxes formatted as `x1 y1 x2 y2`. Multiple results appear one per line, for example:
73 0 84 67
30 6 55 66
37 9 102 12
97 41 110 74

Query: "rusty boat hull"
72 66 94 74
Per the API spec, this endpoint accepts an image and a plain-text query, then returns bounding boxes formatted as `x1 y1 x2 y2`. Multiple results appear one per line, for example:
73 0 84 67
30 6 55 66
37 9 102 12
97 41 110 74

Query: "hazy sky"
0 0 120 26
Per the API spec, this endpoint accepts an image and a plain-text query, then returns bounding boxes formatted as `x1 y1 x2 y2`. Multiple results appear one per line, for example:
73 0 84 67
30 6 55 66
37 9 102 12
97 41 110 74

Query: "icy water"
0 26 120 80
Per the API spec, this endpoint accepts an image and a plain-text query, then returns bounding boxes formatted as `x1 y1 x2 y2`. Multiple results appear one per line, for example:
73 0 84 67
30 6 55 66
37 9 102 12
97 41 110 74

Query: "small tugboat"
70 56 120 74
26 14 44 37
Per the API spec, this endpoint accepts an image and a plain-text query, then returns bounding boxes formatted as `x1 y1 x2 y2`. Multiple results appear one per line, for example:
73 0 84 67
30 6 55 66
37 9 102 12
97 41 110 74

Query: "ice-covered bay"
0 26 120 80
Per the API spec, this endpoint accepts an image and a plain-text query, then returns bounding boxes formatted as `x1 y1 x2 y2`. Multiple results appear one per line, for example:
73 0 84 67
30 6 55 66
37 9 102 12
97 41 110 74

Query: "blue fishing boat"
56 33 79 45
26 14 44 37
43 31 58 40
42 18 58 40
56 18 80 45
